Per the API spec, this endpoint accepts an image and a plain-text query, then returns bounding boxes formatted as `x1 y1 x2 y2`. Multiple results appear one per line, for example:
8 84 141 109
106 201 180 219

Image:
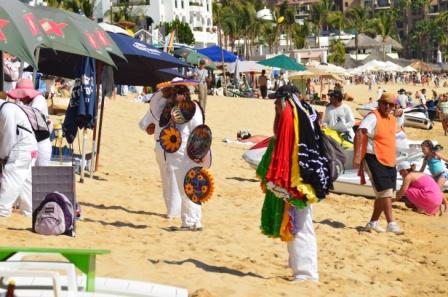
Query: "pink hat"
7 79 40 100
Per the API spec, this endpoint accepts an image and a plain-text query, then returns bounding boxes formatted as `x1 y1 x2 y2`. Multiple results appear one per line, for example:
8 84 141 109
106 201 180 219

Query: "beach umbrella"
107 32 189 84
197 45 238 63
0 0 50 69
258 55 306 72
173 48 215 68
99 22 131 36
32 6 124 67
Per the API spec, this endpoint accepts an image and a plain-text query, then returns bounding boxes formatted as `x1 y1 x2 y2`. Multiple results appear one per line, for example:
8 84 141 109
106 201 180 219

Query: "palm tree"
371 11 396 61
309 0 334 48
327 11 345 40
346 6 371 60
328 39 345 65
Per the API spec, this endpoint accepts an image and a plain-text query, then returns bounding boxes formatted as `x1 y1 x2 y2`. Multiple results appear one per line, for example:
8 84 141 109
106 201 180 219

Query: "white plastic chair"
0 269 62 297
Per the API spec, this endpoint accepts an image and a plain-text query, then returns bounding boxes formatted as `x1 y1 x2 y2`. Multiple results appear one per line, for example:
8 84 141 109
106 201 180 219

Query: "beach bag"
17 104 51 142
321 134 346 182
32 192 75 236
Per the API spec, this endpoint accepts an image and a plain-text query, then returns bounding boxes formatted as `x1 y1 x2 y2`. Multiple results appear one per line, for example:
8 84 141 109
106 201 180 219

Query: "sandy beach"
0 83 447 297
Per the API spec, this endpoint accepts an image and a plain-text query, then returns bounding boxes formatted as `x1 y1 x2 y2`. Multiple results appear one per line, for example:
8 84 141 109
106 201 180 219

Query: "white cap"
397 161 411 172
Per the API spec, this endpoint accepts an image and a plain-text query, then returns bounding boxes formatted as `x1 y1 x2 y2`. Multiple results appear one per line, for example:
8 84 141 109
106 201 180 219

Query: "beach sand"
0 83 447 297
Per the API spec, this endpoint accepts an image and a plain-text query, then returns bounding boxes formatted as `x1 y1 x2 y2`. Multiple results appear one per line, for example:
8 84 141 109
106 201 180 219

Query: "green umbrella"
0 0 50 68
32 6 125 66
186 52 215 69
257 54 306 71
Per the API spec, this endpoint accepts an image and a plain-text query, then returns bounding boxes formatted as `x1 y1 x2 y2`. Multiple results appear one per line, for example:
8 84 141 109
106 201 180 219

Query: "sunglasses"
379 101 395 108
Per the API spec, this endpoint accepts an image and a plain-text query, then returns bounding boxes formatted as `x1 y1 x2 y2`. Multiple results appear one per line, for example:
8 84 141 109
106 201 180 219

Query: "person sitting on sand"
394 161 446 216
323 89 355 142
419 140 448 190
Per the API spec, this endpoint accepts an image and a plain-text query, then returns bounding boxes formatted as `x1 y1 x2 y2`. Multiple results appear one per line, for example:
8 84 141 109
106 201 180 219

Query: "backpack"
321 133 346 182
32 192 75 236
0 102 50 142
17 104 50 142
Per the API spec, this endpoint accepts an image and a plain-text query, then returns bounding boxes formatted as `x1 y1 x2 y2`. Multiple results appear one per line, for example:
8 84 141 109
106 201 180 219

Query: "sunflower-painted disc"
184 167 214 205
187 125 212 162
172 100 196 124
159 102 174 127
159 126 182 153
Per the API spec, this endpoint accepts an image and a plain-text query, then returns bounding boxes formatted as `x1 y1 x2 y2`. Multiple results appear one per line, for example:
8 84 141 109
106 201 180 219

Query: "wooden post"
95 92 106 171
91 62 103 175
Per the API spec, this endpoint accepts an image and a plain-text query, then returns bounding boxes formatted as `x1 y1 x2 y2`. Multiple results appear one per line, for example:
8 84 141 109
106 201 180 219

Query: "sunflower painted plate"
187 125 212 162
172 100 196 124
159 102 174 127
184 167 214 205
159 126 182 153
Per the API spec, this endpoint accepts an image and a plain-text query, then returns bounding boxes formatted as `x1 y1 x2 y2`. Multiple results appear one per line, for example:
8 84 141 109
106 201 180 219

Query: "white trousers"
173 164 202 228
0 151 34 217
155 145 181 218
36 138 52 166
287 206 319 281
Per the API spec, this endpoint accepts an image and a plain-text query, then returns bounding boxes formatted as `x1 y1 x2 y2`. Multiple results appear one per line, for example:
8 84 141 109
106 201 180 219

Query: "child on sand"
420 140 448 189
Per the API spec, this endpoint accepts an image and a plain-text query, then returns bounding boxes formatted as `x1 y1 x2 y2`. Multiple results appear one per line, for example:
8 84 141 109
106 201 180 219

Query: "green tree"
409 19 443 62
371 11 396 61
309 0 334 48
328 39 345 65
163 19 195 45
327 11 345 39
346 6 371 59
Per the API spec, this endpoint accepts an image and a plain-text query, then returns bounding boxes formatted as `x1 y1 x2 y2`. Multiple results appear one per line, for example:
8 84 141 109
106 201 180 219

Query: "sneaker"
365 221 385 233
386 222 403 235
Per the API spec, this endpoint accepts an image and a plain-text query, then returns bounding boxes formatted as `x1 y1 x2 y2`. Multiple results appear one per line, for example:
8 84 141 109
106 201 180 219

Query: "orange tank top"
372 109 396 167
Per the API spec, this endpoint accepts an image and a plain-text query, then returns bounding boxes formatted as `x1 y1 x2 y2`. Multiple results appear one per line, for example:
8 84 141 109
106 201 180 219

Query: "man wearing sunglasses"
353 92 404 234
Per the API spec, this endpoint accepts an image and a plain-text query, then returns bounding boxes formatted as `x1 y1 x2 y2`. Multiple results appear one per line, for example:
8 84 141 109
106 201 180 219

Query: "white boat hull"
242 139 447 197
356 107 432 130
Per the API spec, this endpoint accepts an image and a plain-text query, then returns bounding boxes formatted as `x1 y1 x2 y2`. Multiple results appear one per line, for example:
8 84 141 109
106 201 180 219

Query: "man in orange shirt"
353 93 404 234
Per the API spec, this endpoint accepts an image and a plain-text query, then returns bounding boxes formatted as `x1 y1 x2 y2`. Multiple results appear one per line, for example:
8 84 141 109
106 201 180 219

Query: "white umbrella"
402 65 417 72
227 60 266 73
98 22 131 35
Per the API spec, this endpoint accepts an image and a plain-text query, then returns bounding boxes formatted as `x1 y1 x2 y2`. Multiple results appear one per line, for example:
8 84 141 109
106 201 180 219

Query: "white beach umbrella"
98 22 131 35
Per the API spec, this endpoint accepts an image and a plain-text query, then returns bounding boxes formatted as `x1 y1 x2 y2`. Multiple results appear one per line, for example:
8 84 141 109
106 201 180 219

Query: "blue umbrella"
108 32 189 85
35 32 188 85
197 45 238 63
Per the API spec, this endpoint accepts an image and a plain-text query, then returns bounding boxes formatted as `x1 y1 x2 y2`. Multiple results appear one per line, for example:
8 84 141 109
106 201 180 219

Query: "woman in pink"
395 161 445 215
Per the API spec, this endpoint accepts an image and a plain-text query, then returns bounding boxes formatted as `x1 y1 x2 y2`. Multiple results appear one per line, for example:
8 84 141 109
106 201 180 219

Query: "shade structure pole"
80 128 88 183
95 92 106 171
0 51 3 91
32 48 40 86
90 61 103 176
221 48 227 96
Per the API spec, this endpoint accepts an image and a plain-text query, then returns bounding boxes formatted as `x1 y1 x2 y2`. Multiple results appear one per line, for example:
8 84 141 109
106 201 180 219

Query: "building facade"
95 0 216 47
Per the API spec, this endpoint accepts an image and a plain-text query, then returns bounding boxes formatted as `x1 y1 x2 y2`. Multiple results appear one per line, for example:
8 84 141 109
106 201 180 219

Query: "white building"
95 0 216 47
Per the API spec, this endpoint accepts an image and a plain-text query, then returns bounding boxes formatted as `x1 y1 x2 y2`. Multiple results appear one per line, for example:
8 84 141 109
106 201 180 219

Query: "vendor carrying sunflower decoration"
139 79 214 231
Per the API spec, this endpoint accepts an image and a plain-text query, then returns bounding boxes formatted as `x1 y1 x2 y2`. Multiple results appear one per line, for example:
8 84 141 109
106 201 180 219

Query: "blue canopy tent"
197 45 238 63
